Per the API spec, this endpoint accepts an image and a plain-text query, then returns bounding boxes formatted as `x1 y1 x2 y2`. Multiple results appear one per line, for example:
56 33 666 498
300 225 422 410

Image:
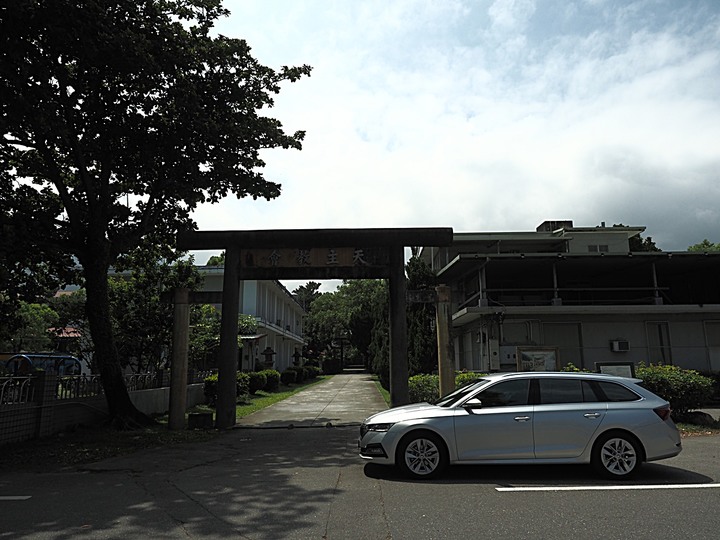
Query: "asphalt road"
1 427 719 539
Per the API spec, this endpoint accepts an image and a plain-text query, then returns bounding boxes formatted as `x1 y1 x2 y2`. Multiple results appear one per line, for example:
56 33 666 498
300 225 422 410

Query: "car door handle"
584 413 601 419
514 416 531 422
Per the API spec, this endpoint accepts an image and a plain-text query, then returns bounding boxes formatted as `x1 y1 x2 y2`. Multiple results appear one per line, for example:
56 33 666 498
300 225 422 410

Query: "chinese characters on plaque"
242 247 388 269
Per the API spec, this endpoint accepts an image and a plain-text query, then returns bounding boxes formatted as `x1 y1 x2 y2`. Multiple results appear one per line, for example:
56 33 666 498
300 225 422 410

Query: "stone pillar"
436 285 455 397
216 247 240 429
389 246 409 407
169 287 189 430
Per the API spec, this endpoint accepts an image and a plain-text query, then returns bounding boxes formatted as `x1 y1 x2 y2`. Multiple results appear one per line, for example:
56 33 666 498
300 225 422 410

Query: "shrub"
236 372 250 402
248 371 267 395
409 372 488 403
288 366 308 383
409 374 440 403
280 369 297 386
261 369 281 392
203 374 219 406
455 371 486 388
305 365 322 379
636 364 713 415
204 372 250 405
560 362 591 372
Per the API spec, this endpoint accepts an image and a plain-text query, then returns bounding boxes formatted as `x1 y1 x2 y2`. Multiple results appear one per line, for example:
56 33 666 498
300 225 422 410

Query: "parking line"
496 484 720 492
0 496 32 501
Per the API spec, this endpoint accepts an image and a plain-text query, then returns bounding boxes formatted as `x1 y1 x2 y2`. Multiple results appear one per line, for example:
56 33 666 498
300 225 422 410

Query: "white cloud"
193 0 720 259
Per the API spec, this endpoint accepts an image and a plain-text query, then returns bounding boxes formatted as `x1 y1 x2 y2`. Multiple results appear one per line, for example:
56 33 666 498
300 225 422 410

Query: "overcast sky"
191 0 720 289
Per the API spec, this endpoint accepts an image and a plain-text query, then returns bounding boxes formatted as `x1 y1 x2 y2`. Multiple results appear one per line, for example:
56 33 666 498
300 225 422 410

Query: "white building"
420 221 720 374
198 266 306 372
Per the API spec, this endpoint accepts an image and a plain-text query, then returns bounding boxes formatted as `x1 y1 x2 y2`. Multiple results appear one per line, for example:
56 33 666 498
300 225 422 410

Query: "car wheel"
397 431 448 479
592 432 642 479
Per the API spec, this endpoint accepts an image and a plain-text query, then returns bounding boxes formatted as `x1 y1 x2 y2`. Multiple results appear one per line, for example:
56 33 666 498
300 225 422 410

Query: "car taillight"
654 405 672 421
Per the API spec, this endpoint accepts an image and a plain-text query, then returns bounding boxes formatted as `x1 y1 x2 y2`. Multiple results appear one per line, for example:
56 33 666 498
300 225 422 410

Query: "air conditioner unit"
610 340 630 352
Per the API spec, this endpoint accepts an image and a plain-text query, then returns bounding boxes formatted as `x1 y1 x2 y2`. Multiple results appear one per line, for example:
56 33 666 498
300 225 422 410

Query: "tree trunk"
83 256 155 429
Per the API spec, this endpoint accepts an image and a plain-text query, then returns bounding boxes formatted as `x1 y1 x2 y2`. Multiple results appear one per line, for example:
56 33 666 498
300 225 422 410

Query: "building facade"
421 221 720 374
199 266 306 372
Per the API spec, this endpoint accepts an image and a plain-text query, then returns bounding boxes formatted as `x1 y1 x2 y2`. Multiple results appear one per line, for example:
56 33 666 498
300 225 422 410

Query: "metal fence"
0 370 214 405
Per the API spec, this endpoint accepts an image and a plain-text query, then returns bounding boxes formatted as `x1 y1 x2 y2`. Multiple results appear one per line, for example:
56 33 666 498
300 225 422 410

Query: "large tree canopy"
0 0 311 426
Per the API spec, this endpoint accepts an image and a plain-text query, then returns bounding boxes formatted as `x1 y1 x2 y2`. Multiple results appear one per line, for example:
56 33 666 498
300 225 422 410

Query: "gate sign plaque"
242 247 389 269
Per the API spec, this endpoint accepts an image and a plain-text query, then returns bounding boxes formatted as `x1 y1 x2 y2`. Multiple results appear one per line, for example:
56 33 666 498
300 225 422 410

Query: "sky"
190 0 720 290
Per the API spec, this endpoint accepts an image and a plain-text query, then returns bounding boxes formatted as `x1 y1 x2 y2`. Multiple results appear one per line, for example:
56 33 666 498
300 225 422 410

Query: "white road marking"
0 496 32 501
497 484 720 492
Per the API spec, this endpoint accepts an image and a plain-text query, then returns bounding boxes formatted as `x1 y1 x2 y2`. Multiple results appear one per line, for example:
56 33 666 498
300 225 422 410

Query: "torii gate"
174 227 453 429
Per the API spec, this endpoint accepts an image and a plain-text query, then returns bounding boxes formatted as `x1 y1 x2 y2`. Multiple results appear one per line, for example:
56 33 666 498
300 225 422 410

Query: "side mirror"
463 398 482 413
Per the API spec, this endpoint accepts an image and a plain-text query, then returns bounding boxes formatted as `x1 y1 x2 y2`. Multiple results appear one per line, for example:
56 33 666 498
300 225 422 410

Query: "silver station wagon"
359 372 682 479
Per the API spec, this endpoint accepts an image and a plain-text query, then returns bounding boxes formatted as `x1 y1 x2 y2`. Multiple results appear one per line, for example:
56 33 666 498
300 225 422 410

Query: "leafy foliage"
408 372 487 403
687 239 720 252
636 364 713 415
260 369 281 392
247 371 267 395
0 301 59 352
0 0 310 425
280 369 297 386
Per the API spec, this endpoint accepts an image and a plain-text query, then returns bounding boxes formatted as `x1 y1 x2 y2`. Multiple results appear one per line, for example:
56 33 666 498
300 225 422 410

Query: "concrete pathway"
235 372 388 428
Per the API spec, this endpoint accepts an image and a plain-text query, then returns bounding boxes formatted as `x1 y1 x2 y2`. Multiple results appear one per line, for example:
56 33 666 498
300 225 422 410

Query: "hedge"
636 364 713 415
261 369 281 392
203 372 250 405
408 372 487 404
248 371 267 395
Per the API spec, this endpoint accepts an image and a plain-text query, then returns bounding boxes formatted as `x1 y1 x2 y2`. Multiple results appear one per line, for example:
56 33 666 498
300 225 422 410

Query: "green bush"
248 371 267 395
261 369 281 392
236 372 250 402
305 365 322 379
288 366 308 383
204 372 250 405
455 371 486 388
409 374 440 403
636 364 713 415
409 372 488 403
203 373 219 406
280 369 297 386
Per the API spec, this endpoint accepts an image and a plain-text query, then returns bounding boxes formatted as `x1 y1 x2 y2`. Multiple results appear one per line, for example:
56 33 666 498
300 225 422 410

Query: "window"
539 379 599 404
587 244 609 253
596 382 640 402
646 321 672 364
476 380 530 407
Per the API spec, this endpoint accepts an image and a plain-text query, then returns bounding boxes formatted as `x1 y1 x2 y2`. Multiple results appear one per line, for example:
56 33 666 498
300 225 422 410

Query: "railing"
1 370 212 405
0 376 35 404
56 375 103 400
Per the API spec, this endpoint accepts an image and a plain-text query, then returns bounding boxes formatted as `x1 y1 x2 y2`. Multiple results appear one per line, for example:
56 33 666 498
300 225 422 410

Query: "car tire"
396 431 448 479
592 431 643 479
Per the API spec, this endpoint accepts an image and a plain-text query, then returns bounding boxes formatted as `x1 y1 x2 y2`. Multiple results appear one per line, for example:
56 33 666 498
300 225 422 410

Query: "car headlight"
360 422 395 438
367 423 395 432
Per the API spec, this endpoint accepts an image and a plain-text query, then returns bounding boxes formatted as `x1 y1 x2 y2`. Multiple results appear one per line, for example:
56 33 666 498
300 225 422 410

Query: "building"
420 221 720 374
198 266 306 372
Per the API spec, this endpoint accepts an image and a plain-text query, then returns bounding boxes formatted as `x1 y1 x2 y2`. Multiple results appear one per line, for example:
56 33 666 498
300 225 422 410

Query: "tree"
0 301 59 352
206 252 226 266
406 255 438 375
614 225 662 252
292 281 323 312
688 239 720 252
1 1 311 427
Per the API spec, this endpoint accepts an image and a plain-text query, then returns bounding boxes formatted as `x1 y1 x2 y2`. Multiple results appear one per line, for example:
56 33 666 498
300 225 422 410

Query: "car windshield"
433 379 488 408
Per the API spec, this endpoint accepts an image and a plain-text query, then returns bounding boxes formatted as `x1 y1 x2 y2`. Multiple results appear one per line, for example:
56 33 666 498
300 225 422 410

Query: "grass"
374 377 391 406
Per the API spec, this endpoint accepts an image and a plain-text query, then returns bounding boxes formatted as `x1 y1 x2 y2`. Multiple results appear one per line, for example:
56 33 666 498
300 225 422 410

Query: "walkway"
234 371 388 428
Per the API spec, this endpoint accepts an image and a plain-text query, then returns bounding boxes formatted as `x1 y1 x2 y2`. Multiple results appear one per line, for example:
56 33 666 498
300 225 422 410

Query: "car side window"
596 381 641 402
475 380 529 407
539 379 585 404
538 379 604 404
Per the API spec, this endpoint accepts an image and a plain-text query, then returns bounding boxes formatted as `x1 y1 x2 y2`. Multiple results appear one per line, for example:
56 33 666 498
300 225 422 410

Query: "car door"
454 379 534 461
532 378 607 459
